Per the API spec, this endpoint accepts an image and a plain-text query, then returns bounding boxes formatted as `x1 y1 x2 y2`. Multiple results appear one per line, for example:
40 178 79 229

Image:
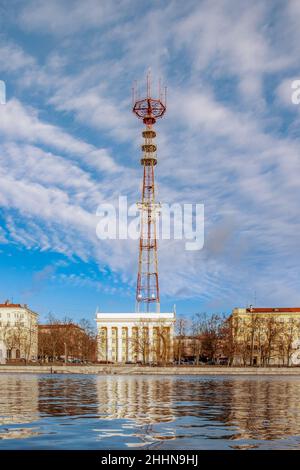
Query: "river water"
0 373 300 449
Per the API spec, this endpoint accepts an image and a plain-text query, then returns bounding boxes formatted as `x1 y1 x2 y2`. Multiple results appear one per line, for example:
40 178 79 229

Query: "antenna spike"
147 68 152 97
158 77 162 101
132 83 135 108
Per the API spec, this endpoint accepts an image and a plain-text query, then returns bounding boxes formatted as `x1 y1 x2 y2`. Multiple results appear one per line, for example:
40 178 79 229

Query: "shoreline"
1 365 300 375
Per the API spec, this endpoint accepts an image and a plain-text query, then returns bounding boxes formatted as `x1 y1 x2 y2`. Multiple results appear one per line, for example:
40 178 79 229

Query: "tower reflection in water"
0 374 39 440
96 376 176 447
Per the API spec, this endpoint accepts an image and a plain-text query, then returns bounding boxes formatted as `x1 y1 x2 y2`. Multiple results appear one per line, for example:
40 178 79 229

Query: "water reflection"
0 374 300 448
0 375 39 440
97 377 174 422
38 375 98 417
225 379 300 442
96 377 176 447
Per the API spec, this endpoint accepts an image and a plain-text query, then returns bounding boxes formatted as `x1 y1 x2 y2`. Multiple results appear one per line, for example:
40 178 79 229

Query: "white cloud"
174 0 291 101
1 0 300 309
0 98 121 173
18 0 129 35
49 86 136 142
0 42 35 72
0 227 7 244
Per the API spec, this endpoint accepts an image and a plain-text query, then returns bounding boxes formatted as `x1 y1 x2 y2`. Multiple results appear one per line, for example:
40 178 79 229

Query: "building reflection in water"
170 377 300 446
38 375 98 417
96 376 176 447
224 378 300 443
94 376 300 448
2 375 300 448
0 374 39 440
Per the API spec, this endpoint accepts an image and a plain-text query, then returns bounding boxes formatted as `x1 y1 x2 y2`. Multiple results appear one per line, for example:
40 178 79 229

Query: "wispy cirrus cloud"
0 98 122 173
18 0 131 35
0 0 300 314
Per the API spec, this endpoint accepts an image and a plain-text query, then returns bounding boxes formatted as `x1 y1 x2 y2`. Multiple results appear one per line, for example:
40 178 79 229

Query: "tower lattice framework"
133 74 166 312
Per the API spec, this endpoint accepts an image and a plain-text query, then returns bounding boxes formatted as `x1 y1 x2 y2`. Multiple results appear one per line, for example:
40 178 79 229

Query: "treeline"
38 314 97 363
175 313 300 366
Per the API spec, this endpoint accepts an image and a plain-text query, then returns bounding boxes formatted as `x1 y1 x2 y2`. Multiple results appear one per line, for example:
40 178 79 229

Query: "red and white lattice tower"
132 72 166 313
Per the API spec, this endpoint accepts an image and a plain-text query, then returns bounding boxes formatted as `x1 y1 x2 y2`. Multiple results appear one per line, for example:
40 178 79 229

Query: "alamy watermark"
96 196 204 251
0 80 6 104
291 80 300 104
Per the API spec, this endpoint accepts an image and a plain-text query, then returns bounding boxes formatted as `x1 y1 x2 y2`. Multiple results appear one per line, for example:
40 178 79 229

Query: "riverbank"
1 365 300 375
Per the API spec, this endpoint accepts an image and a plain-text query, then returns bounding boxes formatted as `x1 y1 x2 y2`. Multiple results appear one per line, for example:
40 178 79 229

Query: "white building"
96 311 176 364
0 301 38 364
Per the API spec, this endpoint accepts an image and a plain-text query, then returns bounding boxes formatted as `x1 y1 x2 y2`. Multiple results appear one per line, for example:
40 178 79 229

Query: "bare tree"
79 318 97 362
23 315 37 363
2 324 16 360
39 314 65 362
282 319 300 366
264 317 281 365
175 317 187 363
219 315 239 366
192 313 224 363
152 320 173 365
130 321 152 364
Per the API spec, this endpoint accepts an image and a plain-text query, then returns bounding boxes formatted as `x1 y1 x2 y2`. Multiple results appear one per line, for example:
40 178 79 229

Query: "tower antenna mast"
132 74 166 313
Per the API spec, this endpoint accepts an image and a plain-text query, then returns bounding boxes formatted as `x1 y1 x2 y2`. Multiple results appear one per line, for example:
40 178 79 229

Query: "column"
117 326 123 363
169 324 174 362
127 326 132 362
138 327 143 362
148 326 153 364
107 326 112 362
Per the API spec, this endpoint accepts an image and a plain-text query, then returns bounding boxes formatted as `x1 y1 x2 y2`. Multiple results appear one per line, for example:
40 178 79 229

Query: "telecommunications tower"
132 72 166 313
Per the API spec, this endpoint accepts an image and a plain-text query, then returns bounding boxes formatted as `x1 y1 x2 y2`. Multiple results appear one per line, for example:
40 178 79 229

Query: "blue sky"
0 0 300 323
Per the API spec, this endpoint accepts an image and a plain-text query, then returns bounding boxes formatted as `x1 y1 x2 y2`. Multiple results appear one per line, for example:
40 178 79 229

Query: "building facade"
0 301 38 364
96 311 175 364
174 336 201 363
231 307 300 366
38 323 96 362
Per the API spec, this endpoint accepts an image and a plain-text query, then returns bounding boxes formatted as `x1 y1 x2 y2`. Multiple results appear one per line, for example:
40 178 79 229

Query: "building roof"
246 307 300 313
0 301 38 316
96 312 175 321
0 302 22 308
39 323 84 331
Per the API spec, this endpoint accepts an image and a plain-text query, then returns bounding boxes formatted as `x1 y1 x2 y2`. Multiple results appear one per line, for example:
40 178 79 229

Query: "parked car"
206 360 216 365
218 358 228 366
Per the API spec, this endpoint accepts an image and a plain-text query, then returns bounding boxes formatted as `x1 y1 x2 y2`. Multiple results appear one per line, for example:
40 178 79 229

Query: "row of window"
0 321 25 327
0 312 25 319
